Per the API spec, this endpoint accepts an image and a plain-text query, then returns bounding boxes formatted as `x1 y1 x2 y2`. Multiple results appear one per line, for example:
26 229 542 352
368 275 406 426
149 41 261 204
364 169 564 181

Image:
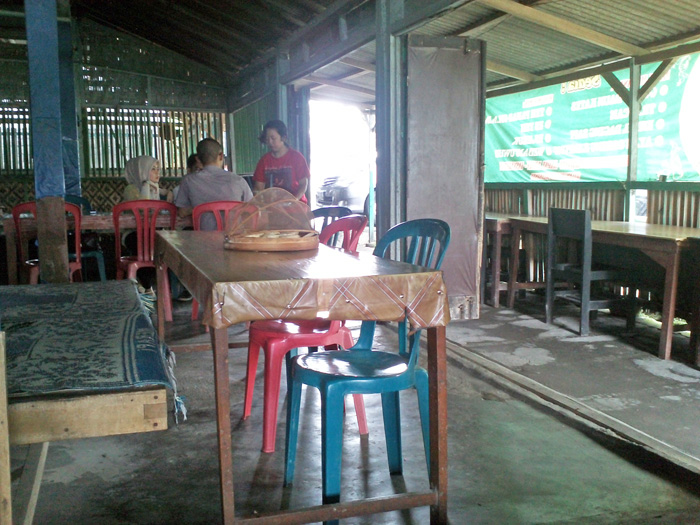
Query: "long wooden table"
3 212 192 284
155 230 450 524
502 215 700 361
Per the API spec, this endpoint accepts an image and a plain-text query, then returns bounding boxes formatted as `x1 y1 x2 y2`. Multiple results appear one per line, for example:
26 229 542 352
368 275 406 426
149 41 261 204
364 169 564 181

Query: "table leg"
156 265 168 340
656 251 680 360
427 326 447 524
0 332 12 525
211 326 235 524
5 224 17 285
491 229 503 308
506 226 521 309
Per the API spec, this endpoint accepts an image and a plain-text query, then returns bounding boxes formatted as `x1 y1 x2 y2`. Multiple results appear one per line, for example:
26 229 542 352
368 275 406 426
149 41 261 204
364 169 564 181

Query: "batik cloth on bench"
0 281 172 397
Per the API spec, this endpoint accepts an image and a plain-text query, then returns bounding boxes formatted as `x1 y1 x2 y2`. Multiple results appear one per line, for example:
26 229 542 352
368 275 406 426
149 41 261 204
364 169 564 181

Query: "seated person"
175 137 253 231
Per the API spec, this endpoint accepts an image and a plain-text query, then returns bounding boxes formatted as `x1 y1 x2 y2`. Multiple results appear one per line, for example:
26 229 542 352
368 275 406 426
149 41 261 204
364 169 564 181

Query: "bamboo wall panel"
647 190 700 227
529 188 625 220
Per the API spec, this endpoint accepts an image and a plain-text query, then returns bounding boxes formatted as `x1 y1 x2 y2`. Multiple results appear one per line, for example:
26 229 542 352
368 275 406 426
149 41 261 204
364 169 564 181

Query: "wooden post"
36 197 70 283
0 332 13 525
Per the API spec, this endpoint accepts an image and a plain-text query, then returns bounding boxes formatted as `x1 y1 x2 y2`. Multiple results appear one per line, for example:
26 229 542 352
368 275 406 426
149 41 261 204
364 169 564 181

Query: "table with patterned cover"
155 229 450 525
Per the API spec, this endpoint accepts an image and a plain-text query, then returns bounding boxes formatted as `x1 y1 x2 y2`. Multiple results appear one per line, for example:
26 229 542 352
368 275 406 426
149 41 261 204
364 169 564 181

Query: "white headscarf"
124 155 160 200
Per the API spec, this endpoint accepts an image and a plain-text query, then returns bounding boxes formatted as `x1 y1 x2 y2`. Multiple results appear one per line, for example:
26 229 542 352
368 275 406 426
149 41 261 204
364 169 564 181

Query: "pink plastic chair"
12 201 83 284
113 200 177 321
190 200 243 322
244 213 369 453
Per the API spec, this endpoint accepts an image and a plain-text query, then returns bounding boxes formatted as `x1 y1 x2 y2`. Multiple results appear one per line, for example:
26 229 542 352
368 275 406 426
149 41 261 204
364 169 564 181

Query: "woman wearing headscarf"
122 155 173 202
120 155 172 292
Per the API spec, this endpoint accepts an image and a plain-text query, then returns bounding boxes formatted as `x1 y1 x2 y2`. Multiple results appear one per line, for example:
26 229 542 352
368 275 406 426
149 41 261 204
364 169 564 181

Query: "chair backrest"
318 213 368 252
373 218 451 269
547 207 592 268
65 194 93 214
113 200 176 262
192 200 243 231
355 218 451 355
12 200 82 266
312 206 353 232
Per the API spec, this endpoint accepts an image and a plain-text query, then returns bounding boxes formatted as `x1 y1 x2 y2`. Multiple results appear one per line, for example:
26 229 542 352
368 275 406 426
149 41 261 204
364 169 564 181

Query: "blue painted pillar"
25 0 65 198
59 19 81 195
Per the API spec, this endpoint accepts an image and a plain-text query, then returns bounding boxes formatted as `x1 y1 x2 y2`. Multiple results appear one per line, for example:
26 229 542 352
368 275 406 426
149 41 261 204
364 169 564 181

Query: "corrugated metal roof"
307 0 700 105
1 0 699 106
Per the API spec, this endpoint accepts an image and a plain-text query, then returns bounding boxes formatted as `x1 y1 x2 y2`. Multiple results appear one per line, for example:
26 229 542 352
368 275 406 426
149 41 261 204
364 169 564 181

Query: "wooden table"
155 230 450 524
505 216 700 360
4 212 192 284
482 213 516 307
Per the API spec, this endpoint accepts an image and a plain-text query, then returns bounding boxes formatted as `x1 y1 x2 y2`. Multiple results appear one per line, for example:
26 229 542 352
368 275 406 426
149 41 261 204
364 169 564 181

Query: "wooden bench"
0 281 173 524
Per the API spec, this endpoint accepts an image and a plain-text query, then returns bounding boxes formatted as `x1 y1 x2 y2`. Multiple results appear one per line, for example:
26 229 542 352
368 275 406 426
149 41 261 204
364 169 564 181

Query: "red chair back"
12 200 83 282
113 200 177 262
318 213 368 252
192 200 243 231
12 201 37 265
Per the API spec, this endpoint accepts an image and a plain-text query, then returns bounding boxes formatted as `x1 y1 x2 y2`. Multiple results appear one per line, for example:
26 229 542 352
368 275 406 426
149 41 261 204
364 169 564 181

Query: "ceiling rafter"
229 0 299 38
151 2 261 55
475 0 649 56
261 0 308 27
338 57 375 72
73 2 247 73
305 74 374 95
184 0 271 42
486 59 541 82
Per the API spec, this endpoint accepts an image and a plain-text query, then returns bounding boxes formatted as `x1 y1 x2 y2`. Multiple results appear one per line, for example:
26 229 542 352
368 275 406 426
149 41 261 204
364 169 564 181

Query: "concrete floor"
11 296 700 524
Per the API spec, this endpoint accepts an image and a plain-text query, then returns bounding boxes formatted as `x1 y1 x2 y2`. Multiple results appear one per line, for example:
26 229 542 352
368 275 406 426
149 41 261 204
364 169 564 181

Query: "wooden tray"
224 230 319 252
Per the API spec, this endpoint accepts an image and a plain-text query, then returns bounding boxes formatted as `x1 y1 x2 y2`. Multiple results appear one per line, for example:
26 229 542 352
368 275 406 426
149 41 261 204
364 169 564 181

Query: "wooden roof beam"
305 74 374 96
338 57 376 72
487 59 541 82
476 0 649 57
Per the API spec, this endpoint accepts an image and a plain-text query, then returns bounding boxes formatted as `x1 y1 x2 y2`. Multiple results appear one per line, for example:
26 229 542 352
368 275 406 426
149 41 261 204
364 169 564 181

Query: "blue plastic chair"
283 218 450 514
65 194 107 281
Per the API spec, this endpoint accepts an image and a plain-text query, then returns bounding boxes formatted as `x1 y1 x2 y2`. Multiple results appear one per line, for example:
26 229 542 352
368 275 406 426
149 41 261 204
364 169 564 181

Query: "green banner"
485 53 700 183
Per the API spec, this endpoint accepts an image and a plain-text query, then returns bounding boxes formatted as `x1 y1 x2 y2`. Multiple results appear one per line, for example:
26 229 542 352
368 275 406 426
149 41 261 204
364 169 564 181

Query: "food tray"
224 229 319 252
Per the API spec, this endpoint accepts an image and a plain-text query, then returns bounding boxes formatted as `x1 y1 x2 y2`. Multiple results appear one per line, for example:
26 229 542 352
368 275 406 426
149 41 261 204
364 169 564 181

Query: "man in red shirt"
253 120 310 203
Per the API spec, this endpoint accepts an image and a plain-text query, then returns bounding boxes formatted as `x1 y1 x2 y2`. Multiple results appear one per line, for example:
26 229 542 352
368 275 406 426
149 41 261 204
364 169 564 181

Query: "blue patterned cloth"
1 280 173 398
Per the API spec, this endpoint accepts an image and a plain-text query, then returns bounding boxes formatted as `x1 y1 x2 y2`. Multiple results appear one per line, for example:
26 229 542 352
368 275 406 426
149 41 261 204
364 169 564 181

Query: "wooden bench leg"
0 332 12 524
13 442 49 525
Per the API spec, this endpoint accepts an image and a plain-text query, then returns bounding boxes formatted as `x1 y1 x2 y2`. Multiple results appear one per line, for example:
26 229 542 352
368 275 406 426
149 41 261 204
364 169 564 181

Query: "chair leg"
338 328 368 435
261 342 288 453
381 391 403 475
321 386 345 510
191 299 199 321
414 368 431 476
285 348 299 396
580 284 591 336
284 375 303 486
545 279 554 324
626 288 637 332
352 394 368 435
96 253 106 281
243 340 261 420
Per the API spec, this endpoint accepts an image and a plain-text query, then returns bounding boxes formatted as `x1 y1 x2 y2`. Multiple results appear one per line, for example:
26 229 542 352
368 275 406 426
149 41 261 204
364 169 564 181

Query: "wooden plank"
0 332 12 525
12 442 49 525
8 388 168 445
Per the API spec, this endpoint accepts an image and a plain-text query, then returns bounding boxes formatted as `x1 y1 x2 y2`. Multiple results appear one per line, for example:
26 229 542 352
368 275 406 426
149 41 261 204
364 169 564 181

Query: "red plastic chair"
12 201 83 284
318 213 367 251
191 200 243 322
244 213 369 453
113 200 177 321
